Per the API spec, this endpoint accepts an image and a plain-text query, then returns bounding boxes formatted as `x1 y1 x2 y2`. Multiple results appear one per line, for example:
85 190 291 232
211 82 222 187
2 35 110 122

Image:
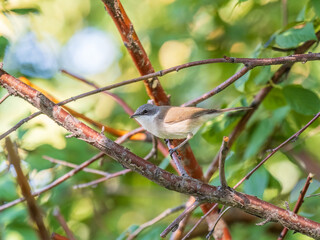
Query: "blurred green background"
0 0 320 239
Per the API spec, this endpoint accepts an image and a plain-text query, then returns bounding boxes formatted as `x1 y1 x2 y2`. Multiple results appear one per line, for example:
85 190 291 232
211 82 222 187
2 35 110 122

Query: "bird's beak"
130 114 138 119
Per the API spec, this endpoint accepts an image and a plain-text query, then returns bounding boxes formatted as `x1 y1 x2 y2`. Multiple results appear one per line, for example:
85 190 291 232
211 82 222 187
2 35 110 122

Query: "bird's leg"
169 133 193 156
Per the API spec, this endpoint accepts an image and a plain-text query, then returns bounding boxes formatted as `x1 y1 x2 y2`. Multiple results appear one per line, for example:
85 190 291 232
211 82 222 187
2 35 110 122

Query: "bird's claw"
169 148 178 157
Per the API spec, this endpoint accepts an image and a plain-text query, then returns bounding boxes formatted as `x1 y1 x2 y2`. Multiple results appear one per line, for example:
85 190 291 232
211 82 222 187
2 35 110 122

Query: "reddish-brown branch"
1 69 320 239
101 0 169 106
5 138 50 240
53 207 76 240
100 0 222 234
51 233 70 240
0 92 10 104
278 173 314 240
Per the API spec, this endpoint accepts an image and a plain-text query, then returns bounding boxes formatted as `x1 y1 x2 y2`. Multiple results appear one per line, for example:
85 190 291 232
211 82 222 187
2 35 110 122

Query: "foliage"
0 0 320 239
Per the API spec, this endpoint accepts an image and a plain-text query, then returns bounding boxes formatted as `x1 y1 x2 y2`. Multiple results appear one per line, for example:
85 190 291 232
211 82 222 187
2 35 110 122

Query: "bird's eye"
142 110 148 114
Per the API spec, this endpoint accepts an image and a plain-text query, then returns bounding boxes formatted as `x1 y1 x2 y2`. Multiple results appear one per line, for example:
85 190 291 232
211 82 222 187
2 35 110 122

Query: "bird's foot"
169 147 179 157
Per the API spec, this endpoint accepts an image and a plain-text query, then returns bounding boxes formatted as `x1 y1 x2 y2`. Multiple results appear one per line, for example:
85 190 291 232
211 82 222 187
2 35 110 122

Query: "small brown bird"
131 104 251 153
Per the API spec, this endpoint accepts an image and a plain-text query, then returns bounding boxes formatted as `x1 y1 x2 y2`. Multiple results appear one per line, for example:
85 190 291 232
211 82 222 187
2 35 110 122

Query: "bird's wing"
163 107 214 124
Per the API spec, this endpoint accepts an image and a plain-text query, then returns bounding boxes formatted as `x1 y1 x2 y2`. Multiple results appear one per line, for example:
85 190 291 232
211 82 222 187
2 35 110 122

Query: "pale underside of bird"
131 104 251 153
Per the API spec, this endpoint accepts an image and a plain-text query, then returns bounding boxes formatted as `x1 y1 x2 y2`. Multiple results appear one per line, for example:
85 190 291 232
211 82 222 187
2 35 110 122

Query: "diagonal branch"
1 67 320 239
204 31 320 182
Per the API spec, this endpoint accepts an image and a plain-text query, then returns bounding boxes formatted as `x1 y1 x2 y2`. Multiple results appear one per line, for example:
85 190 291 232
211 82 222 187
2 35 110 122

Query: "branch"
219 137 229 188
127 204 186 240
277 173 314 240
53 207 76 240
181 203 219 240
0 152 105 212
101 0 169 105
49 53 320 108
0 92 10 104
61 69 134 115
5 138 50 240
51 233 69 240
182 66 250 107
0 111 42 141
233 112 320 189
43 155 109 176
204 31 320 182
1 70 320 239
160 201 200 238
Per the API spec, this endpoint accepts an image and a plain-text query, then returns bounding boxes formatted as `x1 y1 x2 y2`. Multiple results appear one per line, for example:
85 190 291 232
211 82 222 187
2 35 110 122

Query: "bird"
130 104 251 154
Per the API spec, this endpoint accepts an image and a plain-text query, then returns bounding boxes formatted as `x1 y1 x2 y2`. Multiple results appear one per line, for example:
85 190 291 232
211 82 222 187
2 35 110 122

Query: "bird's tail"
206 106 252 115
218 106 252 113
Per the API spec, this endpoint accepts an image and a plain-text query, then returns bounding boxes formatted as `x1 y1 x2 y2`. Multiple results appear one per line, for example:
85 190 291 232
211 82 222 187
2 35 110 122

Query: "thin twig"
0 111 42 141
74 134 159 189
186 113 319 238
171 207 193 240
2 63 320 238
62 69 134 115
206 207 232 239
115 127 145 144
204 31 320 182
53 206 76 240
56 53 320 107
277 173 314 240
143 135 158 161
127 204 186 240
73 169 130 189
160 201 201 238
181 203 219 240
182 66 250 107
256 217 271 226
219 137 229 188
0 92 10 104
233 112 320 189
0 152 105 212
43 155 109 176
165 139 189 177
5 138 50 240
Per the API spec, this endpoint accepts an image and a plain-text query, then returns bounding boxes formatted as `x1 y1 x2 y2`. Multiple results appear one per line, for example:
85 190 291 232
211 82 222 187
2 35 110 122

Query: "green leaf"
263 88 287 110
234 68 250 92
10 8 39 15
159 156 170 169
0 36 8 58
311 0 320 17
244 119 274 159
290 179 320 203
283 85 320 115
243 166 269 199
275 22 317 48
244 107 289 159
254 65 272 85
0 175 19 201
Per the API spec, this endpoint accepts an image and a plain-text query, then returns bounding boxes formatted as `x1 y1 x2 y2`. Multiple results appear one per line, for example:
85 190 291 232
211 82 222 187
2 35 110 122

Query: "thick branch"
101 0 169 105
1 69 320 239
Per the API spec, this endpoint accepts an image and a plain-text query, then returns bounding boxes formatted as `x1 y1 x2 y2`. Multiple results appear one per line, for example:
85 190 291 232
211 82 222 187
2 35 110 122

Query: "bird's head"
130 104 159 120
